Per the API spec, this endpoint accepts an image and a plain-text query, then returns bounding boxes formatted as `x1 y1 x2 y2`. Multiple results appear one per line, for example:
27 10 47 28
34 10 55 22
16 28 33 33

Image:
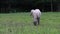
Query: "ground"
0 12 60 34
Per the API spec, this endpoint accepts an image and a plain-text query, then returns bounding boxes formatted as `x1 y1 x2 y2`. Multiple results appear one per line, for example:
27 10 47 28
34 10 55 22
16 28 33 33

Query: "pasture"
0 12 60 34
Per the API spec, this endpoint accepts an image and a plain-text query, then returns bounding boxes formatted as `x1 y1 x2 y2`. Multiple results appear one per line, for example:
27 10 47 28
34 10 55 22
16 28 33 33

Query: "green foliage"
0 0 60 13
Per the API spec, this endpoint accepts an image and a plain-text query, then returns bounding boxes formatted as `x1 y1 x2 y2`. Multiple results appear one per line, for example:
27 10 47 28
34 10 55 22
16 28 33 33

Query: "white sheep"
31 9 41 26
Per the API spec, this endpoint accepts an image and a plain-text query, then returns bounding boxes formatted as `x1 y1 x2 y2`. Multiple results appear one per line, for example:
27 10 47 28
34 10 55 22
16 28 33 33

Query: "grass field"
0 12 60 34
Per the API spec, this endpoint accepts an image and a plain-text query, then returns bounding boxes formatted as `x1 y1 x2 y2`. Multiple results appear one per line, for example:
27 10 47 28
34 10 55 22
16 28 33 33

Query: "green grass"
0 12 60 34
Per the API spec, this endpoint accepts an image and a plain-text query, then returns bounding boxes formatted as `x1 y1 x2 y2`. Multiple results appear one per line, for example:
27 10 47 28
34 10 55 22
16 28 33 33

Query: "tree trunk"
5 4 11 13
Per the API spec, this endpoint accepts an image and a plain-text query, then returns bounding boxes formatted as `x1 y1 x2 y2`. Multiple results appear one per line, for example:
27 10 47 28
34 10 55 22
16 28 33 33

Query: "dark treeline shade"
0 0 60 13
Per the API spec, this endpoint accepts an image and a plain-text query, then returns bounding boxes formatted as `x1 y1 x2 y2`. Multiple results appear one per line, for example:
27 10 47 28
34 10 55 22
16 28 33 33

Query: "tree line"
0 0 60 13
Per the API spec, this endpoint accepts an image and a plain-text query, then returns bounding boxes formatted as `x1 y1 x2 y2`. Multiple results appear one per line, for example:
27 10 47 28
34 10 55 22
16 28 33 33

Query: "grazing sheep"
31 9 41 26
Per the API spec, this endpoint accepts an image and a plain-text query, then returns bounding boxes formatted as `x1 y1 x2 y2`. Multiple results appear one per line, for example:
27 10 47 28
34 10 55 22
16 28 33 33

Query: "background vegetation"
0 0 60 13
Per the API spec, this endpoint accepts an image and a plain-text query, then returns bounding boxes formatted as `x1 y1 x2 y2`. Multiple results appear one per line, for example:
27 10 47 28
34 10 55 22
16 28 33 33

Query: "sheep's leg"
37 17 40 25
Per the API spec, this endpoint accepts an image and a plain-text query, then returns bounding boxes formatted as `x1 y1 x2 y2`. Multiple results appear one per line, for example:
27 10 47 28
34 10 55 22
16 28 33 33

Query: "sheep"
31 9 41 26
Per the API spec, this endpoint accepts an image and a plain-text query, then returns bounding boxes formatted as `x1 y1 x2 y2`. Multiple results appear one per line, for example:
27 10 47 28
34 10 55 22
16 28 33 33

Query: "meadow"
0 12 60 34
